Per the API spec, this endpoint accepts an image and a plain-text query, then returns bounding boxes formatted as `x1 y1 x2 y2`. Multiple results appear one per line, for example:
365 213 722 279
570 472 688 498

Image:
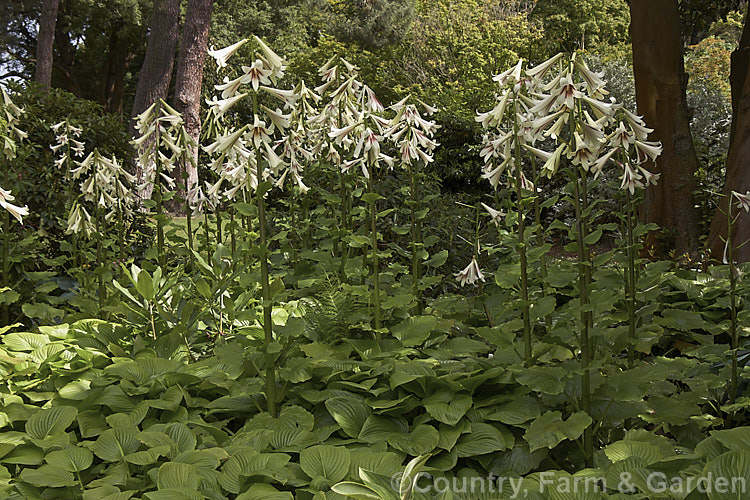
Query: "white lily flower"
481 202 506 226
526 53 563 81
242 60 272 91
259 86 299 108
261 105 291 130
493 59 523 86
591 148 617 178
732 191 750 212
455 255 485 286
541 143 566 178
0 187 29 224
634 140 663 163
207 93 247 118
620 163 643 194
207 39 248 71
254 36 285 77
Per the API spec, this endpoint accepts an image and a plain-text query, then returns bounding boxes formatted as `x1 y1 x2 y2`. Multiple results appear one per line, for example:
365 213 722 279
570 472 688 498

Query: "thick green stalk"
215 208 223 246
626 188 637 368
95 207 105 311
530 155 547 280
513 101 532 365
203 211 211 260
186 210 194 268
338 167 349 280
229 206 236 255
409 164 423 314
367 174 382 332
728 201 739 404
252 93 276 416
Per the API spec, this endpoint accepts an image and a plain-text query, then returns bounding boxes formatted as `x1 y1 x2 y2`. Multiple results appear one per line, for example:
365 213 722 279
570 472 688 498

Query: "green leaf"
490 396 541 425
125 445 170 465
218 451 291 493
136 268 155 301
144 489 203 500
19 464 76 487
45 447 93 472
605 440 663 465
424 250 448 267
92 427 141 462
236 484 294 500
331 482 381 498
300 445 350 483
361 192 384 204
325 397 372 438
391 315 437 347
514 366 567 395
454 423 509 457
524 411 592 452
157 462 200 490
704 450 750 500
3 332 49 351
25 406 77 440
424 393 472 426
388 424 439 456
584 229 602 245
358 416 408 444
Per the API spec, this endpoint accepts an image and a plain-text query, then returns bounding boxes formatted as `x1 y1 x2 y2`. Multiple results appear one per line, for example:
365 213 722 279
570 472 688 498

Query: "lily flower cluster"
311 56 394 179
66 149 136 237
132 100 187 198
1 89 27 161
204 36 308 205
384 96 440 169
464 53 664 286
0 90 29 225
50 120 85 173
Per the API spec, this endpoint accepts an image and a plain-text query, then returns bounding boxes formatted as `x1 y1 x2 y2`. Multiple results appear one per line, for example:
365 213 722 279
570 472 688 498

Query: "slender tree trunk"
131 0 181 199
35 0 60 88
53 0 81 96
98 21 135 115
169 0 213 215
630 0 701 260
707 7 750 262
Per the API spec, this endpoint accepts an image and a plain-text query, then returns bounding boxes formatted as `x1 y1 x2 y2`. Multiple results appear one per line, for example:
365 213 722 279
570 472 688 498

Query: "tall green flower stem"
229 206 236 255
1 205 9 326
408 164 424 314
94 207 105 311
572 163 593 465
338 167 350 280
215 209 223 246
625 186 638 368
727 199 740 404
513 101 532 365
203 212 211 260
252 94 276 416
367 174 383 332
530 156 548 281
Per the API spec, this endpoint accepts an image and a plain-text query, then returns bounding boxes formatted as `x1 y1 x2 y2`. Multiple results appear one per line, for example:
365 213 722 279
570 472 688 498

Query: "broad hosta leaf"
58 380 92 400
219 451 291 494
605 440 663 465
325 397 372 438
25 405 77 440
164 423 197 454
92 427 141 462
45 447 94 472
455 423 509 457
711 427 750 452
358 416 408 444
388 425 439 456
331 482 380 499
424 393 472 426
704 450 750 500
524 411 592 452
300 445 350 483
143 489 203 500
157 462 200 490
3 333 50 351
19 464 76 487
513 366 567 395
125 445 171 465
391 316 438 347
236 484 294 500
82 486 134 500
349 449 403 479
489 396 541 425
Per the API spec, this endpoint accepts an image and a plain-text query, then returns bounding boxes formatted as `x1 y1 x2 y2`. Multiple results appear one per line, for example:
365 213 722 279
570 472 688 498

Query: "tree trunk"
53 0 81 96
98 21 135 115
706 6 750 262
130 0 181 198
34 0 60 88
169 0 213 215
630 0 701 260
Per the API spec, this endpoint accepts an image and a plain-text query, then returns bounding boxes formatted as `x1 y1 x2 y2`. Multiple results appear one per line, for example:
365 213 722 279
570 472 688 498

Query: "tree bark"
53 0 81 96
630 0 701 260
98 21 135 115
34 0 60 88
169 0 213 215
130 0 181 198
706 6 750 262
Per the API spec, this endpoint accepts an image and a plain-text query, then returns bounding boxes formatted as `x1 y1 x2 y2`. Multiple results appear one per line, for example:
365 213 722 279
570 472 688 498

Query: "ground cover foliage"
1 38 750 500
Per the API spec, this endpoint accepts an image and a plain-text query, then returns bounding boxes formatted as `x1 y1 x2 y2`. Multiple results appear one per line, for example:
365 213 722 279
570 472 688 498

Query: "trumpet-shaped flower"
0 187 29 224
455 255 485 287
207 39 248 71
243 60 272 91
481 202 506 226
